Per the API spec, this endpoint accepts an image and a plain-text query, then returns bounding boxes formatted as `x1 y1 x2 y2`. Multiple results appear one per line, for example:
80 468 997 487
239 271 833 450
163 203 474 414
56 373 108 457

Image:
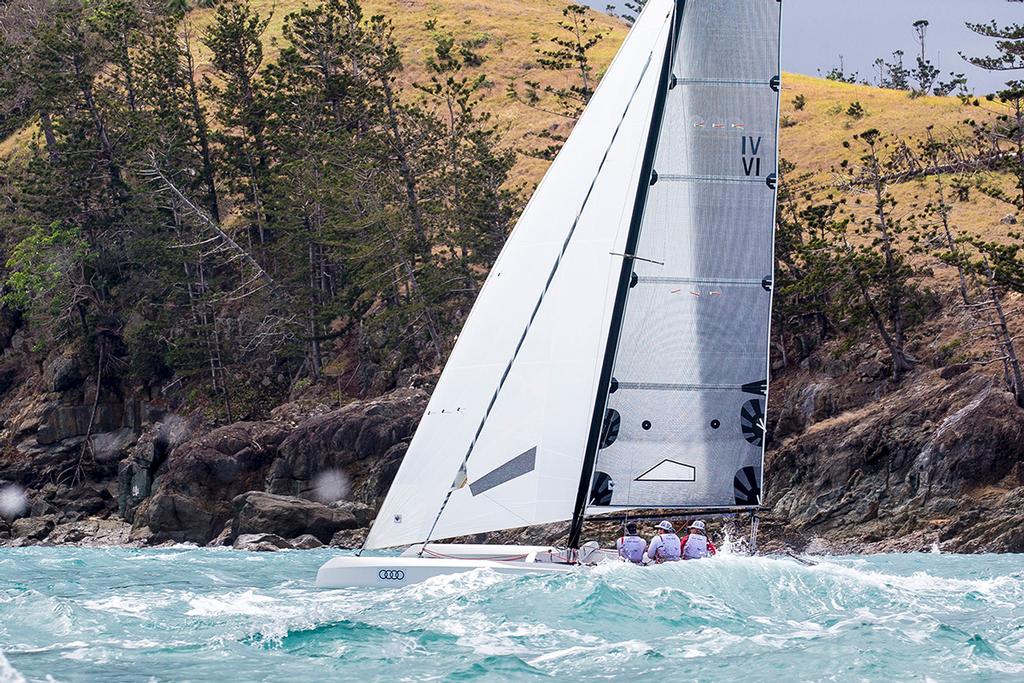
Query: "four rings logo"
378 569 405 581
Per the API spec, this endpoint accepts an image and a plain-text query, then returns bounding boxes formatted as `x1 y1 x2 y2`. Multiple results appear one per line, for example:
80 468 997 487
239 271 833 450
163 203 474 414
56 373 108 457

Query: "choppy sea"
0 547 1022 682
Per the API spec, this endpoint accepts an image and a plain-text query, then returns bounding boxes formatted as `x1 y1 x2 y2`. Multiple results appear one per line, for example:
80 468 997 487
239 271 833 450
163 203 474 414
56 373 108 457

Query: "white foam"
185 590 278 617
0 652 26 683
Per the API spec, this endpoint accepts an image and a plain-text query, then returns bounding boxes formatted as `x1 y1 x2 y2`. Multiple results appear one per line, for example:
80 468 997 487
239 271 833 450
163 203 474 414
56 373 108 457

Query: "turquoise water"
1 548 1022 682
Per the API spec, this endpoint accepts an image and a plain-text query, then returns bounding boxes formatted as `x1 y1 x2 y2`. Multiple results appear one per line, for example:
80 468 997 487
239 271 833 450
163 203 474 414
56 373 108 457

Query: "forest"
0 0 1023 429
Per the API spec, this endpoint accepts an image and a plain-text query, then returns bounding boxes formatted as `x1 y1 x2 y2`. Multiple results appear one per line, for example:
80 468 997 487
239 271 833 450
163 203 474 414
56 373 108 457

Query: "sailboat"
316 0 782 588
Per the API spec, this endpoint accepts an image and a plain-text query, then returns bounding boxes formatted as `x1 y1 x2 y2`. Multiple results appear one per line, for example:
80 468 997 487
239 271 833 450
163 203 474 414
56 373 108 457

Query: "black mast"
567 1 685 549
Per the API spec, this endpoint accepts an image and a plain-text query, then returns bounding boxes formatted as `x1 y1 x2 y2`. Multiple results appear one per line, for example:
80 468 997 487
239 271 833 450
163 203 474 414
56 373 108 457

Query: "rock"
1001 213 1017 225
129 525 153 544
37 404 125 445
89 428 137 463
11 515 55 541
330 528 368 548
940 363 971 380
45 518 133 546
231 491 365 544
44 352 82 393
233 533 293 552
329 500 374 527
266 389 426 502
207 522 233 547
855 359 886 380
766 366 1024 553
131 420 290 544
0 361 17 398
290 534 324 550
118 422 185 522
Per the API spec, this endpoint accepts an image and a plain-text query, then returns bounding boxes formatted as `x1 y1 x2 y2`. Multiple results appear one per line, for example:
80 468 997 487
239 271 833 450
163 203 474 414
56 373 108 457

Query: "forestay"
587 0 782 513
364 1 675 550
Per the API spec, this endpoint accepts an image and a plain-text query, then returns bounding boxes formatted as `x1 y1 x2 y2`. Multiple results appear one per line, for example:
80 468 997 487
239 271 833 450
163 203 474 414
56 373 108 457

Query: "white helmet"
656 520 674 532
688 520 706 531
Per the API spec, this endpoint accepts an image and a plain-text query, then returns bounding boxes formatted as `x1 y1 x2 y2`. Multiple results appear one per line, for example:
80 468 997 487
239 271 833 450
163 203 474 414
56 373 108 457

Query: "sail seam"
416 33 663 552
674 78 771 86
615 382 762 392
659 173 769 184
636 276 766 286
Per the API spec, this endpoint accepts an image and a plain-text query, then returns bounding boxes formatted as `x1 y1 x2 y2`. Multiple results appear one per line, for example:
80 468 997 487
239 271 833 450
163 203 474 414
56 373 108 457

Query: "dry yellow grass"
2 0 1018 250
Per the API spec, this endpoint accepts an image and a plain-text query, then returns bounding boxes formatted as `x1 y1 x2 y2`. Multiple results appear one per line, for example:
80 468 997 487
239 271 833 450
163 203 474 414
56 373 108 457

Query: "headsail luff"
363 1 675 550
585 0 782 516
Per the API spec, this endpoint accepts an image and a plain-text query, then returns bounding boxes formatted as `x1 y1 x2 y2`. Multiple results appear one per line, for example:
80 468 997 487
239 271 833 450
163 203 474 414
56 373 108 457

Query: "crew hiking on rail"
616 519 717 564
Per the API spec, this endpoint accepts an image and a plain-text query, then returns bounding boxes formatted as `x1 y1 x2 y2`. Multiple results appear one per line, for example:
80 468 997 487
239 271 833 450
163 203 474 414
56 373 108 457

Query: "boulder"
89 428 137 464
233 533 293 552
118 420 190 522
45 518 133 546
11 515 55 541
43 352 82 393
266 389 425 502
231 491 368 544
37 404 125 445
132 420 289 544
330 527 368 549
290 534 324 550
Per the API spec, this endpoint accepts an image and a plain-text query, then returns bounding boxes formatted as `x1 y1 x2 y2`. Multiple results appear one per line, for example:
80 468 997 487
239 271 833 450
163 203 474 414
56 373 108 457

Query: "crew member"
645 520 681 563
616 522 647 564
680 520 717 560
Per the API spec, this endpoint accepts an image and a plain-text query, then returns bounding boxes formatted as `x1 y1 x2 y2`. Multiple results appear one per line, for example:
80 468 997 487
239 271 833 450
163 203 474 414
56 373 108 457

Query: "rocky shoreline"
2 316 1023 554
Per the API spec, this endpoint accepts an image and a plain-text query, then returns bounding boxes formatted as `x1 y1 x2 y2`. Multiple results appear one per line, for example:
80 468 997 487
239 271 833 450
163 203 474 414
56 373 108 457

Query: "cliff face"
762 344 1024 554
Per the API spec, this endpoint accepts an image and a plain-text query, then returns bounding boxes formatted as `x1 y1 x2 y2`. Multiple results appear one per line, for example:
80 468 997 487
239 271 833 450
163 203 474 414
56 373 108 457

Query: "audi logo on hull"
378 569 405 581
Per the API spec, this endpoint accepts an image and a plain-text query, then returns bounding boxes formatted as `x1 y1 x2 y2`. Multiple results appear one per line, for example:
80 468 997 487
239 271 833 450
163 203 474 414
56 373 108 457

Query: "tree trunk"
183 25 221 221
380 78 429 259
39 110 59 162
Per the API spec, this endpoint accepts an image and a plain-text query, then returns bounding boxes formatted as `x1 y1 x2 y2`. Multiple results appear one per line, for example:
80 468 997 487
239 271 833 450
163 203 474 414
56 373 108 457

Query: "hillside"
0 0 1022 553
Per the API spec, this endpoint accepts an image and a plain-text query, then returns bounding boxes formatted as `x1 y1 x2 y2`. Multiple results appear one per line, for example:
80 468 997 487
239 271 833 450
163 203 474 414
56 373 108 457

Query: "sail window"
469 447 538 496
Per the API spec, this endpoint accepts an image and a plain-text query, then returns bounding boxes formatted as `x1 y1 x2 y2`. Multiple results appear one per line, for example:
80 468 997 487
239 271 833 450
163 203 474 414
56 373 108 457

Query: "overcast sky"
592 0 1022 94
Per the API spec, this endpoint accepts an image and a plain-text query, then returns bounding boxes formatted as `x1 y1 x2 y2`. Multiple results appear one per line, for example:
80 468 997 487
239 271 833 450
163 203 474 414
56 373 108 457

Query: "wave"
0 653 25 683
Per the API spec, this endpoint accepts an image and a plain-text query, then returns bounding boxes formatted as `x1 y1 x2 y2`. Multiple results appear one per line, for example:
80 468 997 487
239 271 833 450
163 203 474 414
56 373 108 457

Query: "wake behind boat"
317 0 782 589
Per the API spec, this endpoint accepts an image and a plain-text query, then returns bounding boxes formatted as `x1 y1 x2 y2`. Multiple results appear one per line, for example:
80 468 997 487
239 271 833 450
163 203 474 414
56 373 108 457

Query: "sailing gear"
655 520 674 532
680 534 717 560
616 534 647 564
688 520 706 532
579 540 603 565
646 532 681 563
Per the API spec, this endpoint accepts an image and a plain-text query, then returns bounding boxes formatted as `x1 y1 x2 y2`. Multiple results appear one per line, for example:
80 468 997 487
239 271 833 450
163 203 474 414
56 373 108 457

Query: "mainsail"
364 0 781 551
585 0 782 517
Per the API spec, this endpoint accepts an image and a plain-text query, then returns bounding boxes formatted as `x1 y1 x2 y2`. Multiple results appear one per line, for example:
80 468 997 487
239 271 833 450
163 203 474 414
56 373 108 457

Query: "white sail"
364 1 675 550
588 0 782 513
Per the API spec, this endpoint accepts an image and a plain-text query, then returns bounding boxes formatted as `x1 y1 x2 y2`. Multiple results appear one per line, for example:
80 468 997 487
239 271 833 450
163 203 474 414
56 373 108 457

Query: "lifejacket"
617 535 646 564
682 533 710 560
652 533 681 563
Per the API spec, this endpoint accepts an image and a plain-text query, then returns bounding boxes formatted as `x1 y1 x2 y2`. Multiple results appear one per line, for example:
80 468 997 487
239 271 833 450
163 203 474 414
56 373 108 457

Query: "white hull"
316 553 575 589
